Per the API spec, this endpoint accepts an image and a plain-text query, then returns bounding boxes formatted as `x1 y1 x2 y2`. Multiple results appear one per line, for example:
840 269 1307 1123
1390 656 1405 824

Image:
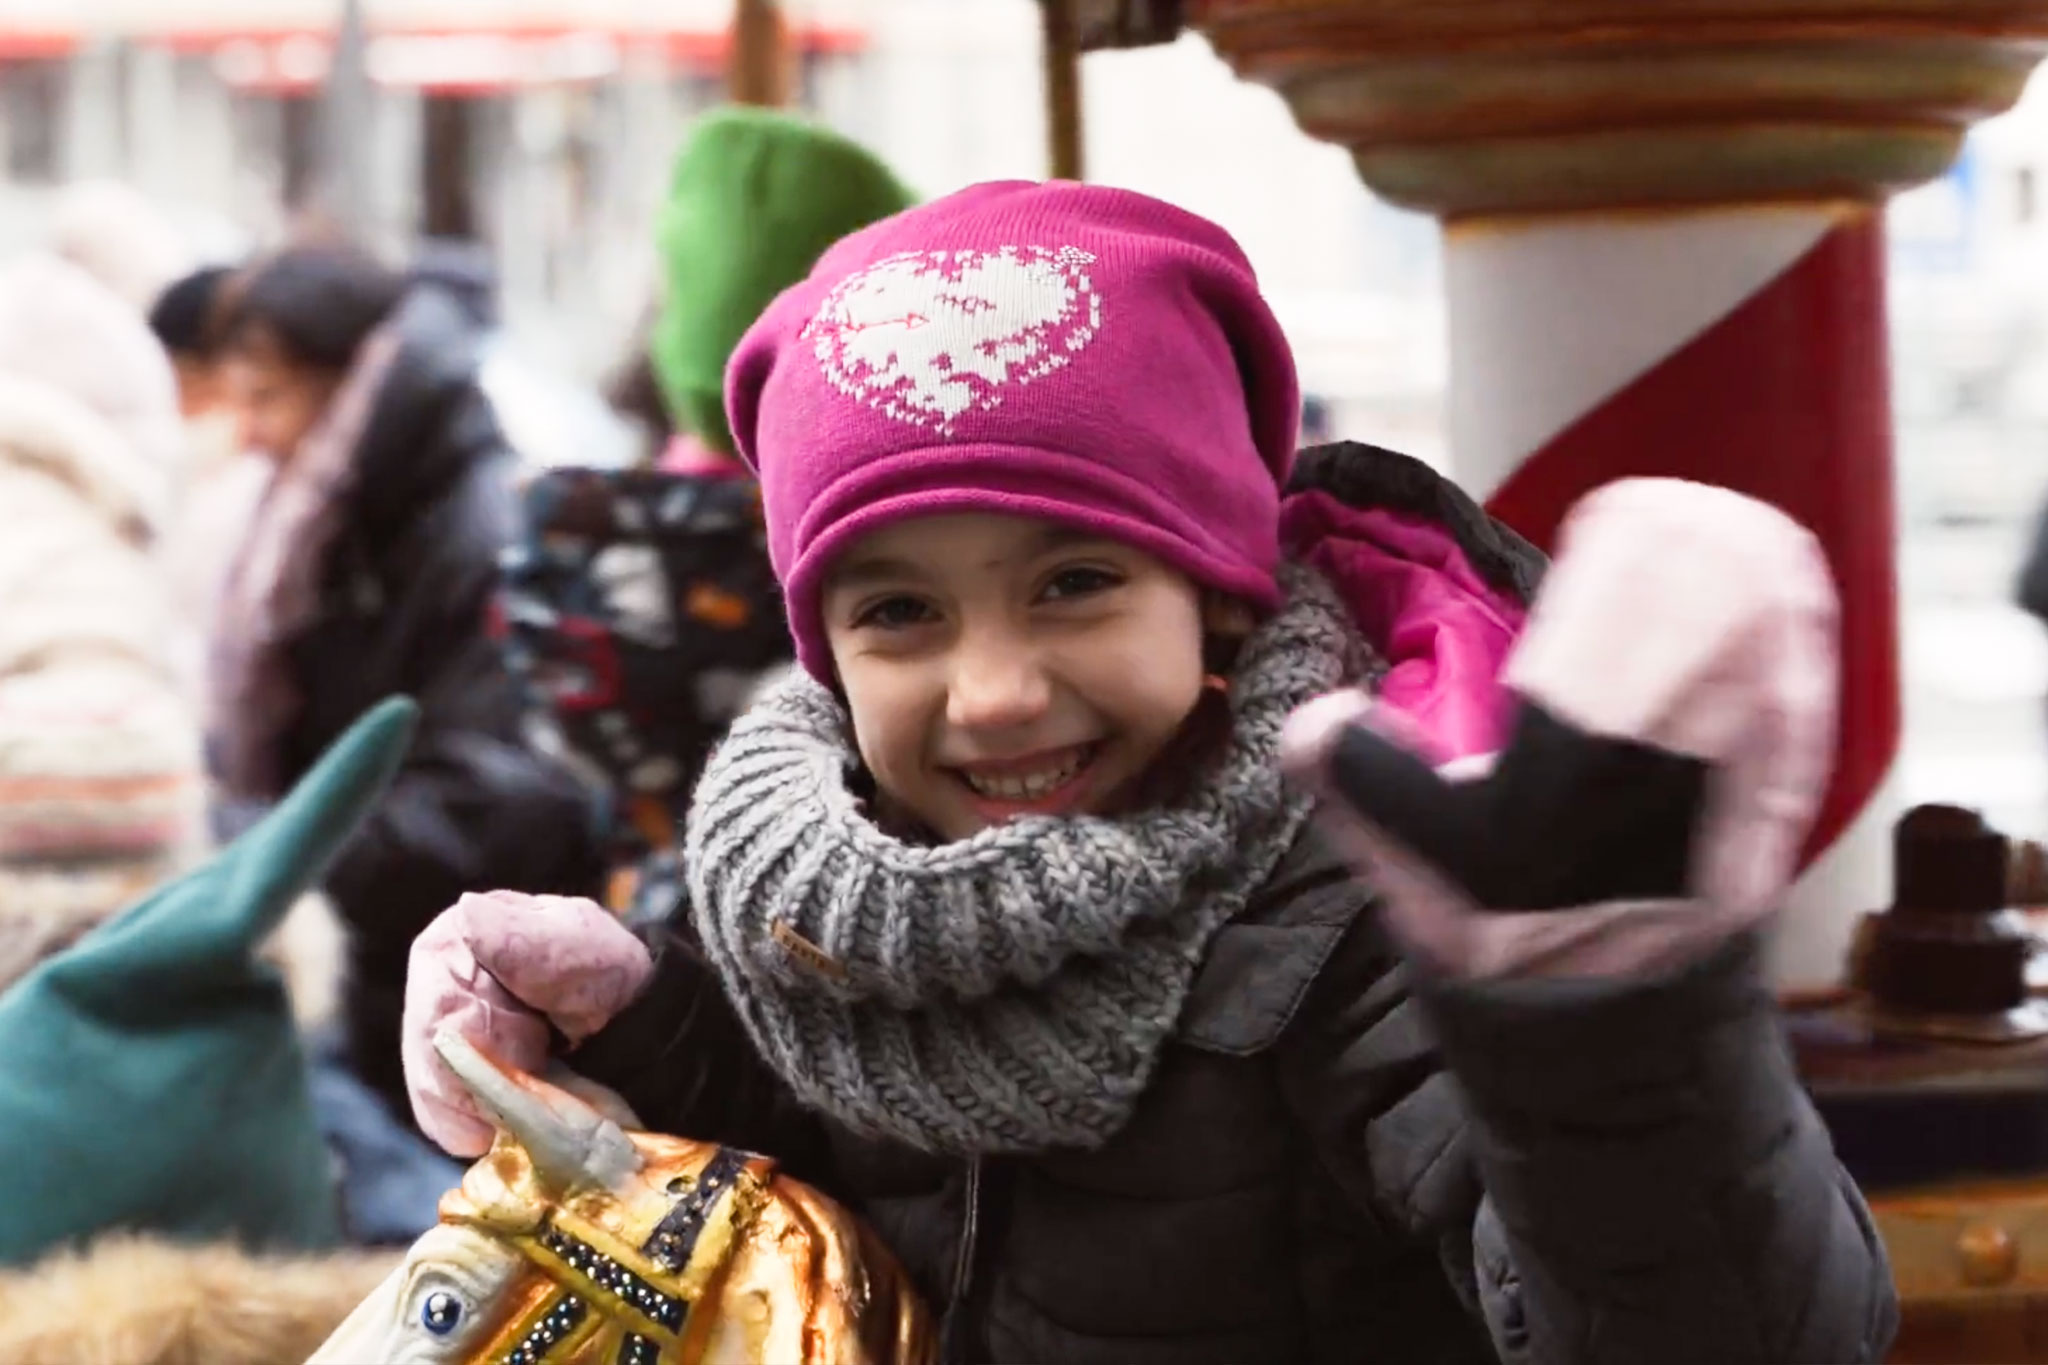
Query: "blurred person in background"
150 265 239 418
0 253 204 993
149 263 274 708
500 108 913 923
208 244 605 1126
601 305 676 466
1300 393 1334 446
646 109 916 476
2018 490 2048 626
407 237 498 332
410 238 640 475
44 180 267 706
46 179 196 320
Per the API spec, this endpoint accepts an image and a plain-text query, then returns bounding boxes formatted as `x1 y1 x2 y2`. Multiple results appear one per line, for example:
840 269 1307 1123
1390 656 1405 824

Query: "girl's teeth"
965 755 1085 801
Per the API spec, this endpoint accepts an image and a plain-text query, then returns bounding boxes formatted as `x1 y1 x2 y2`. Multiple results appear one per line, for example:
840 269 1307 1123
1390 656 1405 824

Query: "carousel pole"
318 0 376 241
1042 0 1086 180
730 0 793 107
1192 1 2048 989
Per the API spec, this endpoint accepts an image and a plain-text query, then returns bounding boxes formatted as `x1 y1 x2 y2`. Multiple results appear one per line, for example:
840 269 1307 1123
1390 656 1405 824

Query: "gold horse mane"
414 1036 933 1365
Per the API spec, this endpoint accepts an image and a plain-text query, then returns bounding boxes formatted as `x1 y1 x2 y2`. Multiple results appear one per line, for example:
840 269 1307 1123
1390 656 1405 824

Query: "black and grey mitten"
1282 478 1839 980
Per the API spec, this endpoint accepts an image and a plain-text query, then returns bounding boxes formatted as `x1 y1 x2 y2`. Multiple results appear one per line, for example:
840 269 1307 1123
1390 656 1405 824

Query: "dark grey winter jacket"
573 826 1894 1365
570 445 1896 1365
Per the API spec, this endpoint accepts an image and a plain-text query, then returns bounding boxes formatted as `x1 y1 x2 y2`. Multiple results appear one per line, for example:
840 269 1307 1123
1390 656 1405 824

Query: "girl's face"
821 513 1210 842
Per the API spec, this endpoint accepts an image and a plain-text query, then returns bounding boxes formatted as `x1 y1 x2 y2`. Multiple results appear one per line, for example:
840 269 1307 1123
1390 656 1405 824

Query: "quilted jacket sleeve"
1278 914 1898 1365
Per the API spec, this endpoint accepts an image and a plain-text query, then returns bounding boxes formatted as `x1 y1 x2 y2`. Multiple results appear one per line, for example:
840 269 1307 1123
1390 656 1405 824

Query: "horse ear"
435 1030 643 1194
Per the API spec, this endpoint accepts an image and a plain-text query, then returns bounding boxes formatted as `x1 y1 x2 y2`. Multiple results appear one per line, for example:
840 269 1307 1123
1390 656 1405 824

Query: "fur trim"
0 373 164 541
0 254 182 514
0 858 180 995
49 180 196 316
0 1234 400 1365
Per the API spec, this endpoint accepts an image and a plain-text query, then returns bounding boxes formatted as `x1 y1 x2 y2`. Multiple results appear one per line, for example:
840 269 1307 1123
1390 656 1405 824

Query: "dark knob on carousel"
1866 805 2031 1017
1894 805 2009 914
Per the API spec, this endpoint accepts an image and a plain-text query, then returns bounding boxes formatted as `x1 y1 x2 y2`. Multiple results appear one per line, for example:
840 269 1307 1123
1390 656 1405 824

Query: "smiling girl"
402 182 1892 1364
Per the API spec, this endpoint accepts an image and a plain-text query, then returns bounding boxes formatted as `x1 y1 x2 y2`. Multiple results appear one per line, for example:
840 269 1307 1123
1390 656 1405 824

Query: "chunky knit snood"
685 565 1365 1155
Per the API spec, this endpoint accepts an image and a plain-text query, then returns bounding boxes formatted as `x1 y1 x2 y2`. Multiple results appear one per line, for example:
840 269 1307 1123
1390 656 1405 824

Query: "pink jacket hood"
1279 443 1539 765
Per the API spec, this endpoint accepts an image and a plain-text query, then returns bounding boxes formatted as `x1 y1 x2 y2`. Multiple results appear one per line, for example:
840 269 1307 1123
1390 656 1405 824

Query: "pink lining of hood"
1280 489 1526 763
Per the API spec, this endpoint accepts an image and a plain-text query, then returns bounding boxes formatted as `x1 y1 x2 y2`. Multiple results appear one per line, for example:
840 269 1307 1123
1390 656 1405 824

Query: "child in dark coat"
406 182 1894 1364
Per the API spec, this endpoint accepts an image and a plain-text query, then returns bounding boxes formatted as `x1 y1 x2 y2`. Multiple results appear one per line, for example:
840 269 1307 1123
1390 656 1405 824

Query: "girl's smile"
951 740 1104 820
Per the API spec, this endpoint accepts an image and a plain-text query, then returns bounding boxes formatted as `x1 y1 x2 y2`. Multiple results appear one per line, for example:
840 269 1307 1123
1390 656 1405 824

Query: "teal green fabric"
650 106 916 454
0 699 418 1266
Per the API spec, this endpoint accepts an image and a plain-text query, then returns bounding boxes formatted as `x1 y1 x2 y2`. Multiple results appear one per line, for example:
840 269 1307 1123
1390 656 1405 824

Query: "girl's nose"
945 635 1052 733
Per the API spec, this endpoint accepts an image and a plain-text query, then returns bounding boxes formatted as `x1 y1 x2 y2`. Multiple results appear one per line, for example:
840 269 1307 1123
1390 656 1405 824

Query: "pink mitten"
1282 478 1839 980
402 890 654 1157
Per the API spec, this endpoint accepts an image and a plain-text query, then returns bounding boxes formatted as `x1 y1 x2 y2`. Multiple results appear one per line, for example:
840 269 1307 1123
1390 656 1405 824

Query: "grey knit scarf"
686 566 1364 1156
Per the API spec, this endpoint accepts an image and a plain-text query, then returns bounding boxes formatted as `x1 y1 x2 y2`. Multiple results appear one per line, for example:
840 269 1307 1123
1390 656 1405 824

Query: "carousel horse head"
307 1033 933 1365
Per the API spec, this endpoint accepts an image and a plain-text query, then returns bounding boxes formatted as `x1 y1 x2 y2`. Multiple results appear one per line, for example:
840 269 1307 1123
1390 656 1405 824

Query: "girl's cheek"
845 694 914 789
1089 646 1205 734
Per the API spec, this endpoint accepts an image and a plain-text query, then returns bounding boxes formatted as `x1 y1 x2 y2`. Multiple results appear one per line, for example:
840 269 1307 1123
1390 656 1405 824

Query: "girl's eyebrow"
1026 524 1111 557
827 555 928 591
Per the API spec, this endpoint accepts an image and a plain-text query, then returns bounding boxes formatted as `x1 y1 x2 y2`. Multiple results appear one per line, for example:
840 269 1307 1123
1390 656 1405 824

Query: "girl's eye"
1042 567 1122 601
420 1291 464 1336
854 596 936 630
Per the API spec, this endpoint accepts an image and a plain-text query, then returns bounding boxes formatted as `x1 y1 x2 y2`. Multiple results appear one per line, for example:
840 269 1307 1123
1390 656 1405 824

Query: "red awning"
0 22 864 92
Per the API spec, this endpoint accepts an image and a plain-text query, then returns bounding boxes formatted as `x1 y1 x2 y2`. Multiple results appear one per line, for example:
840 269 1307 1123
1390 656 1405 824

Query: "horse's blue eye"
421 1291 463 1336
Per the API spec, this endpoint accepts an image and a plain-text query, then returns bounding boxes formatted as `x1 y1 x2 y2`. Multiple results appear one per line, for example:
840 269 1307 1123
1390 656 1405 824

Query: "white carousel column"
1445 205 1900 988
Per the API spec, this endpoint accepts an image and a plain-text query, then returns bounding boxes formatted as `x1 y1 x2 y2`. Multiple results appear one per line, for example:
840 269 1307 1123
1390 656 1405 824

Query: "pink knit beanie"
725 180 1301 680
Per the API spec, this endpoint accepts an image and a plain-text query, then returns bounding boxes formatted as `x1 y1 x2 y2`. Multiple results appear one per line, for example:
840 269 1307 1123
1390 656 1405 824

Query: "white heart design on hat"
805 245 1102 435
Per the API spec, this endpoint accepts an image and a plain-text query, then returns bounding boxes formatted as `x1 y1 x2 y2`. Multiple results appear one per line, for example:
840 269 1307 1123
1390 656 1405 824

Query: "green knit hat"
650 107 916 454
0 698 418 1266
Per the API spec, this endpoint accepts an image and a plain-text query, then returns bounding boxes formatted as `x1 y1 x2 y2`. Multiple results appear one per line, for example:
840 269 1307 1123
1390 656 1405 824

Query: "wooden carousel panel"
1879 1180 2048 1363
1184 0 2048 214
1891 1298 2048 1365
1793 945 2048 1362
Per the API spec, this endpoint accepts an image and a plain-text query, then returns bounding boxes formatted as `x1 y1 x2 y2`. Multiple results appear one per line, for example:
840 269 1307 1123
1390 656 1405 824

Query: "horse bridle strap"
501 1222 686 1361
644 1146 751 1272
490 1287 662 1365
493 1147 760 1364
494 1290 591 1365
